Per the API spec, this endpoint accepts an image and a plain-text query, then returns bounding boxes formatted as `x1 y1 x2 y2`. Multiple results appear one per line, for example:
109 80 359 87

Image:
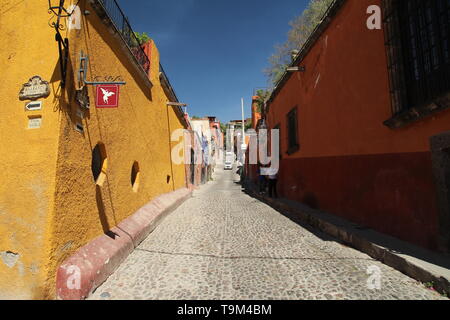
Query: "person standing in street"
268 167 278 198
257 164 267 195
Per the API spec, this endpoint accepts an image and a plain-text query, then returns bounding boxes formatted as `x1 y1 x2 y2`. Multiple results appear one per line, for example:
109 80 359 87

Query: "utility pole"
241 98 245 146
241 98 246 164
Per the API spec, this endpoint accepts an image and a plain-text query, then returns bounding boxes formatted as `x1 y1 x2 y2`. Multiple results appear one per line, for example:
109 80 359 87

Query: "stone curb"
56 188 192 300
243 183 450 297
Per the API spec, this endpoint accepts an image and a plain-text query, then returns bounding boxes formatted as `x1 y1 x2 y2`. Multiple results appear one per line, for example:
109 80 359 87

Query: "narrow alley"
2 0 450 304
90 167 444 300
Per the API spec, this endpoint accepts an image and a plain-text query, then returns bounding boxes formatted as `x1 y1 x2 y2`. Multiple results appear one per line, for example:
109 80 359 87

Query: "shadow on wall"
49 57 69 113
49 54 92 135
95 185 117 240
303 192 319 210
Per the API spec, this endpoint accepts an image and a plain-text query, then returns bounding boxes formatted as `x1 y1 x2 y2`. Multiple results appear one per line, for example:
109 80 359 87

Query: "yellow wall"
0 0 187 299
0 0 62 299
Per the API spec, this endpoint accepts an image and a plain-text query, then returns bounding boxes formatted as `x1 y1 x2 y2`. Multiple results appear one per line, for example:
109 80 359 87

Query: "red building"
253 0 450 252
251 97 262 130
208 116 224 162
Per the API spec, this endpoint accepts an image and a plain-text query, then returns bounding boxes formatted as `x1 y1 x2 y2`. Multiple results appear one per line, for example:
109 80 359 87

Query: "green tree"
264 0 334 86
220 123 228 142
134 32 151 45
255 89 271 113
245 120 253 131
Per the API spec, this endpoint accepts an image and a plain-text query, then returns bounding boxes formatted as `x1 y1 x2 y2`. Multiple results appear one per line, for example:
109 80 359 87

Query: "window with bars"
383 0 450 126
287 107 299 155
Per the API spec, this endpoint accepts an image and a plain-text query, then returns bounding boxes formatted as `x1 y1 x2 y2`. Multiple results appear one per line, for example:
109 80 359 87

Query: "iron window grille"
382 0 450 124
287 107 299 155
97 0 150 74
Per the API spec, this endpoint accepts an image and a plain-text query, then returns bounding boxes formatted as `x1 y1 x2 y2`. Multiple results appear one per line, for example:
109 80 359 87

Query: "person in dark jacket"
267 167 278 198
257 165 267 194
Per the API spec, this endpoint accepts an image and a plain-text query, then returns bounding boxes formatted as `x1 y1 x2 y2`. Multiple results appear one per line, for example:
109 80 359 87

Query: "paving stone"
90 167 446 300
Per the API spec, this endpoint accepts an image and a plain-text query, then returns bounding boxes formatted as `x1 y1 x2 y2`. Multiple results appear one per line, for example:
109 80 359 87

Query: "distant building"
207 116 225 165
183 114 203 187
190 116 223 181
228 119 251 161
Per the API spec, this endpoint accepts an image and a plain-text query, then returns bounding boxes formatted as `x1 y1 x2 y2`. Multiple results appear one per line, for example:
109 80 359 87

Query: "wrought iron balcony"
160 63 179 102
97 0 150 74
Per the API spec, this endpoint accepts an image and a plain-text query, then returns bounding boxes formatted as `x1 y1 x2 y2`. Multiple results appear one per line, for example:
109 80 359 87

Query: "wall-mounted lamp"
286 66 306 72
167 102 187 107
167 102 188 115
48 0 71 18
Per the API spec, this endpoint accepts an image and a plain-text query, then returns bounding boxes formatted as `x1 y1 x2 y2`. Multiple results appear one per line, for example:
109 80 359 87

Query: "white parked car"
224 152 234 170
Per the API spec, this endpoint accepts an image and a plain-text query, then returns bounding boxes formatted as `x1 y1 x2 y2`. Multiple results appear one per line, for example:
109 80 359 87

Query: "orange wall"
251 97 262 130
263 0 450 251
267 0 450 159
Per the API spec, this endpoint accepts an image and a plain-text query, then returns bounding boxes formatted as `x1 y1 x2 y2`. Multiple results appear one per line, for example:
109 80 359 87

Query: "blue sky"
117 0 309 123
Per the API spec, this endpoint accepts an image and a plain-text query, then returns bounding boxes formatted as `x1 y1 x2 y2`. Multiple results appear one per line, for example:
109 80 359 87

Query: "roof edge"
267 0 347 105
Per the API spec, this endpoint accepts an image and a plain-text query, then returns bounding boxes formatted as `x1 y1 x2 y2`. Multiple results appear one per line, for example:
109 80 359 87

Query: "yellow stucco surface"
0 0 186 299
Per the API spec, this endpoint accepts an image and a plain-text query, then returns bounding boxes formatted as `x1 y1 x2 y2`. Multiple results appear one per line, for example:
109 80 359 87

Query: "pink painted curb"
56 188 192 300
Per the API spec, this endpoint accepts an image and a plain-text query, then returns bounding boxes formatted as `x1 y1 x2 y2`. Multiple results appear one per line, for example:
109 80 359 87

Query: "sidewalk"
243 181 450 297
56 187 193 300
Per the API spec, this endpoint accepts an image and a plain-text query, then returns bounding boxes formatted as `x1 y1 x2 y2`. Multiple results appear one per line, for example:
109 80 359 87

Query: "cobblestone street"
90 167 445 300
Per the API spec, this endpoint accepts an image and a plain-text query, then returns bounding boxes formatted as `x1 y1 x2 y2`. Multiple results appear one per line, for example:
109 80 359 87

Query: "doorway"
431 132 450 253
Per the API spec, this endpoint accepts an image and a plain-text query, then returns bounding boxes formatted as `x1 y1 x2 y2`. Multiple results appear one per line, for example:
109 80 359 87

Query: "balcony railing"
97 0 150 74
160 63 179 102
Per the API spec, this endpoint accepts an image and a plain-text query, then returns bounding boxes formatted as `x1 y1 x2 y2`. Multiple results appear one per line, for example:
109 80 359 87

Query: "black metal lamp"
48 0 72 20
48 0 72 88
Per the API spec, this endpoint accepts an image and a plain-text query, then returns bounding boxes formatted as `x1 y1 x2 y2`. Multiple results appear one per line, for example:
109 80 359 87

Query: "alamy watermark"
367 265 382 290
66 265 81 290
366 5 382 30
170 128 280 175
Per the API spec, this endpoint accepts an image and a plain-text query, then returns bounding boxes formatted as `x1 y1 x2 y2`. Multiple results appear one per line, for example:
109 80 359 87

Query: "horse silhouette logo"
96 85 119 108
100 88 115 104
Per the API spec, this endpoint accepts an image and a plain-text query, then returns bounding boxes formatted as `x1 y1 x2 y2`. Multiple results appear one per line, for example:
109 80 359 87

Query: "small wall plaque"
28 116 42 129
19 76 50 101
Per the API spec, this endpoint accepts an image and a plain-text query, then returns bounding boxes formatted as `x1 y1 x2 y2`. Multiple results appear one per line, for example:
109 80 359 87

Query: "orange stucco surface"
262 0 450 250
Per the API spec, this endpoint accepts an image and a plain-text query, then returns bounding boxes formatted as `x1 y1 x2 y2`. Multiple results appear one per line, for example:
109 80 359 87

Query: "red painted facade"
253 0 450 251
251 96 262 130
